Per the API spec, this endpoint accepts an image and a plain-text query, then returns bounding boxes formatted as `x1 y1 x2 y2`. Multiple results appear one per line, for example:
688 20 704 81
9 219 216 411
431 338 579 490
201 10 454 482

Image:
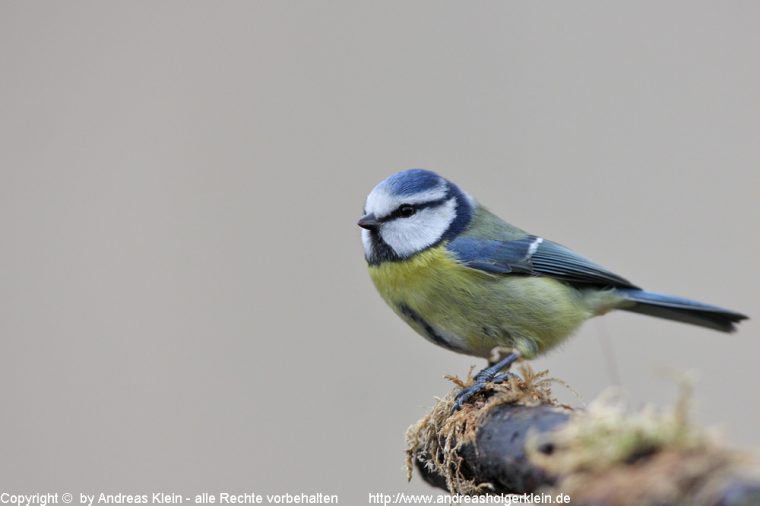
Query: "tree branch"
405 366 760 505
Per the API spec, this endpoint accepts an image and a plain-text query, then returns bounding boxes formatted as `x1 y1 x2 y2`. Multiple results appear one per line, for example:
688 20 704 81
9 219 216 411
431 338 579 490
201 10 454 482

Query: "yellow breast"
366 245 594 358
367 246 500 356
368 247 489 303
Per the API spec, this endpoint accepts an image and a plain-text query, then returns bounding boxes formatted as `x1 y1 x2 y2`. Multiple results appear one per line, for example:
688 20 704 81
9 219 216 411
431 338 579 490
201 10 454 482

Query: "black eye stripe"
380 197 450 222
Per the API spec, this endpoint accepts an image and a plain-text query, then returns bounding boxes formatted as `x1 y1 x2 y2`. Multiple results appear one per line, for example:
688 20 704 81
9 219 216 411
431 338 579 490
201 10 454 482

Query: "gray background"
1 1 758 502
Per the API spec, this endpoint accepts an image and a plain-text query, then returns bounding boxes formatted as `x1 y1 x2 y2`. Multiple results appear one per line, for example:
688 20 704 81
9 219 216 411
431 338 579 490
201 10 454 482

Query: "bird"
358 169 748 410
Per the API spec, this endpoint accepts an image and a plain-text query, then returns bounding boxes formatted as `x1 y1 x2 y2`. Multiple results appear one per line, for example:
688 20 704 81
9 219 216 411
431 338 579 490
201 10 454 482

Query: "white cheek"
380 199 456 257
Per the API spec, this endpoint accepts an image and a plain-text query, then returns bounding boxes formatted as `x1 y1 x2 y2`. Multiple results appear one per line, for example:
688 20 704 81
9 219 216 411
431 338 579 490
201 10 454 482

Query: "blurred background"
1 1 758 502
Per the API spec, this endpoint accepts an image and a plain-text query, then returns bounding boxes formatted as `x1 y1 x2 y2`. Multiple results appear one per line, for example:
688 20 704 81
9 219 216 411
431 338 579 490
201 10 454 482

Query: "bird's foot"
452 352 521 412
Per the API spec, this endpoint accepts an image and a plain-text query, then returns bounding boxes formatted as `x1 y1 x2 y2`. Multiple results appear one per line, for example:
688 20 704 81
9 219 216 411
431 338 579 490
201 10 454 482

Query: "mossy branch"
405 365 760 506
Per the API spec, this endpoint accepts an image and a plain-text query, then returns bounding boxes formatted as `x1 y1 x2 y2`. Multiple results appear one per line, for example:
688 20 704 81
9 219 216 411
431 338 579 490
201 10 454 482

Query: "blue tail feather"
615 289 748 333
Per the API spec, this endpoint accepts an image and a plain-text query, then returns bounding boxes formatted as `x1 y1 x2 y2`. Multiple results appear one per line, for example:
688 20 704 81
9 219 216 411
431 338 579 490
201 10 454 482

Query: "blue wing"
447 236 639 289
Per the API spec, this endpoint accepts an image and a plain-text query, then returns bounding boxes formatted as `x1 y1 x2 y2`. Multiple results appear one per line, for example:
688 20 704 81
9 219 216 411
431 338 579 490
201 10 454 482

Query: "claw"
451 352 521 412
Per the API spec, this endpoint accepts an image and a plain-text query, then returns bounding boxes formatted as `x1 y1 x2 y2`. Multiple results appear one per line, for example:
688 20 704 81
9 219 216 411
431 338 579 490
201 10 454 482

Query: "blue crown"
381 169 443 196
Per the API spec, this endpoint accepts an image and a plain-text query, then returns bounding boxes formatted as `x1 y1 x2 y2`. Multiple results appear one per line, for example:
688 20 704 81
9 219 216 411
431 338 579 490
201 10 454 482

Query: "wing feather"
447 236 638 289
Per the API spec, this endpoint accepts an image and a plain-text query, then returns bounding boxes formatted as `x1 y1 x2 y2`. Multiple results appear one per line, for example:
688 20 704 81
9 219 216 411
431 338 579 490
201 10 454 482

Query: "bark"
406 368 760 506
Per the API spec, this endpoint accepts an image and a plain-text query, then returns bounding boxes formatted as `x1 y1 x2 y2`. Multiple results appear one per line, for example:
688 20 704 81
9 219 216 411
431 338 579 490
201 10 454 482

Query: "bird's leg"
452 351 521 411
491 371 520 384
488 346 516 366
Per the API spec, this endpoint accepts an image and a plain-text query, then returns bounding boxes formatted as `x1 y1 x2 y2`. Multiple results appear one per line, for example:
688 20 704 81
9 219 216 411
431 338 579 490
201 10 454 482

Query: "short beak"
357 213 380 230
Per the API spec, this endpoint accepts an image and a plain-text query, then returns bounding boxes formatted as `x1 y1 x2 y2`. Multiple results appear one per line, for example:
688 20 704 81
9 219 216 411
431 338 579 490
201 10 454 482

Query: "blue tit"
358 169 748 409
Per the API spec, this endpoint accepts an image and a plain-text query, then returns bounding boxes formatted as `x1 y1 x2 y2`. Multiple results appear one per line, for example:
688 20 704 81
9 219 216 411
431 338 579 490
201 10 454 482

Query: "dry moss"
527 383 757 505
405 367 759 504
405 363 562 494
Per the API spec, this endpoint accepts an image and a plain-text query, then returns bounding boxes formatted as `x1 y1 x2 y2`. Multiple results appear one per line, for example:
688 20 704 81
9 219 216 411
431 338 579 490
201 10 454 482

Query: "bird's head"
359 169 474 264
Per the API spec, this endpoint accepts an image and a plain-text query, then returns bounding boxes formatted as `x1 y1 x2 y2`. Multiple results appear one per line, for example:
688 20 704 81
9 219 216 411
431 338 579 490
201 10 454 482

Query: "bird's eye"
398 205 416 218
